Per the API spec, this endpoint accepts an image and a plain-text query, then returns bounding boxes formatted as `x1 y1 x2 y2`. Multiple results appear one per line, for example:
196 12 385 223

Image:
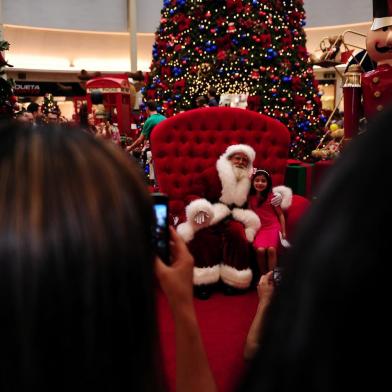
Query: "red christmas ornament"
217 50 227 61
251 69 260 79
227 22 237 34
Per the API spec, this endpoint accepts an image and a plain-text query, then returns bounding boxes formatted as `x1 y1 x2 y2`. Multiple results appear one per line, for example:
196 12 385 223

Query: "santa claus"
177 144 292 299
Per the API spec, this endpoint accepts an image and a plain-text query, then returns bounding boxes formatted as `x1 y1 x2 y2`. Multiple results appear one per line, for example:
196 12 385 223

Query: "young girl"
248 170 287 274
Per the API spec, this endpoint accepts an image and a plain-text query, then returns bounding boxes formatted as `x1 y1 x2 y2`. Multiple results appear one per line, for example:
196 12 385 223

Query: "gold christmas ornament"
198 63 212 79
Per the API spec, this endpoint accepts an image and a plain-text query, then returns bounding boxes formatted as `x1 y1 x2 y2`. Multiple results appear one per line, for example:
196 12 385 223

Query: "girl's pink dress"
249 193 280 248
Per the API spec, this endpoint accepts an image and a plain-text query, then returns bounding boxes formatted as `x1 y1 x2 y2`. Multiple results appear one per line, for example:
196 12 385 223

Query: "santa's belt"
226 203 244 210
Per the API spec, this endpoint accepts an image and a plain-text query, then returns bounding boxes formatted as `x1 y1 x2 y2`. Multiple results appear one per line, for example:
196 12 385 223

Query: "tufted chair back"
150 107 290 221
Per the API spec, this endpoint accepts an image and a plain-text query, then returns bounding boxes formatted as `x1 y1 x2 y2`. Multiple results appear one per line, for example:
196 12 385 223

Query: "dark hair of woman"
249 169 272 206
238 108 390 391
0 122 165 391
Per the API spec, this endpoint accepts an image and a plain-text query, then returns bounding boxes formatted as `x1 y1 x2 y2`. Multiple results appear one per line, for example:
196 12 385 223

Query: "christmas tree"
0 40 17 121
144 0 325 161
41 93 61 117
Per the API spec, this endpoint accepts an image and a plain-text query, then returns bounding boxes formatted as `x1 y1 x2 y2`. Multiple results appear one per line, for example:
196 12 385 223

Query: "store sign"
14 83 41 95
14 81 86 97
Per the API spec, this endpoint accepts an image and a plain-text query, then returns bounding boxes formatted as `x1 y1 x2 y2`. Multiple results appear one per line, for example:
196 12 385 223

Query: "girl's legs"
267 247 277 271
256 247 267 276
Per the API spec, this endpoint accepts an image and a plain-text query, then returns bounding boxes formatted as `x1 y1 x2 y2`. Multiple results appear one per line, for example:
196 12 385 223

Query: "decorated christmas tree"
41 93 61 117
0 40 17 121
144 0 325 161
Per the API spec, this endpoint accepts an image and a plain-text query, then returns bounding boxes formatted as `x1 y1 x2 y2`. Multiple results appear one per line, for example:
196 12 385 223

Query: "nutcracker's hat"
371 0 392 30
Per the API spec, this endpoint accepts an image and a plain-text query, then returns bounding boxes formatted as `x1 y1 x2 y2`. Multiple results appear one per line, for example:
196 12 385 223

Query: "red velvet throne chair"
150 107 309 240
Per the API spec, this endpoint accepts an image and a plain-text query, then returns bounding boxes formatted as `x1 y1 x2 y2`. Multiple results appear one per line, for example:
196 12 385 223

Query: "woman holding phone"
0 122 216 392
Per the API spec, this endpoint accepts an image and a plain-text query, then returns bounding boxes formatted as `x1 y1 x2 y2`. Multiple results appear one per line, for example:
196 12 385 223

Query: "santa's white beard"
232 166 248 180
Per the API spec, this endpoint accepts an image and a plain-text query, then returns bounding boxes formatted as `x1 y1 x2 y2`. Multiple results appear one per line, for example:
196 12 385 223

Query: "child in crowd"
248 169 287 274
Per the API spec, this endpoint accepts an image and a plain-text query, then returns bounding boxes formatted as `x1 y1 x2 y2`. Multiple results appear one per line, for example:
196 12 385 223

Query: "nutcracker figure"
344 0 392 138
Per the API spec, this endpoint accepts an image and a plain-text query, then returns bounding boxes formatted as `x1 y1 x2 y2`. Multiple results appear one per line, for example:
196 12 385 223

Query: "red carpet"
157 290 259 392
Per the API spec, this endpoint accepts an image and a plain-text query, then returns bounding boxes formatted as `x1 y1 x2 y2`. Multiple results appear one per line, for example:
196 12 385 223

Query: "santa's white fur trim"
245 228 257 242
210 203 232 225
216 156 252 206
177 221 195 243
185 198 214 223
193 265 220 285
272 185 293 210
232 208 261 242
177 199 215 243
220 264 252 289
224 144 256 163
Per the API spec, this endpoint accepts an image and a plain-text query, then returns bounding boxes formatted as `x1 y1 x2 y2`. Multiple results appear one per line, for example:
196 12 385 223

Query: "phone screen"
152 194 170 264
272 267 283 287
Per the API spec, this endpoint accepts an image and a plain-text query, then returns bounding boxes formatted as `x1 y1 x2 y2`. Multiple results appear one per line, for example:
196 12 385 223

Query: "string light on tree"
145 0 325 161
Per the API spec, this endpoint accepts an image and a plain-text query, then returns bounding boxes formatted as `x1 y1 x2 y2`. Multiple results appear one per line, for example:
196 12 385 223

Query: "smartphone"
272 267 283 287
151 193 170 264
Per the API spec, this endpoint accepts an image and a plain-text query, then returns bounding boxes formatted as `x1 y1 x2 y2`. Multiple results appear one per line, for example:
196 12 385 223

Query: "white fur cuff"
220 264 252 289
193 265 220 285
185 198 214 226
232 208 261 242
210 203 232 225
177 221 195 243
245 228 256 242
273 185 293 210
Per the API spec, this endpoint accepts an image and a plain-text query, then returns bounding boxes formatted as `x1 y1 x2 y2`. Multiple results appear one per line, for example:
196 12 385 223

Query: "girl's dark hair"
239 109 391 391
249 169 272 206
0 122 165 391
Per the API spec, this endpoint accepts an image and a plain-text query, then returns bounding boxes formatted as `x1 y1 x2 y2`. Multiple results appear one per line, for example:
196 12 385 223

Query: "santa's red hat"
371 0 392 30
223 144 256 164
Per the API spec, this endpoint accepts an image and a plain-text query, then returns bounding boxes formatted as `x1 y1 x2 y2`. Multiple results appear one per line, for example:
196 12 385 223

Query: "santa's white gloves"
194 211 210 225
271 192 283 207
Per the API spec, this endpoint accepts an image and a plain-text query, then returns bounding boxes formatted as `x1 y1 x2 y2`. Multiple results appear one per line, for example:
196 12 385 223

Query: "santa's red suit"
177 144 291 289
